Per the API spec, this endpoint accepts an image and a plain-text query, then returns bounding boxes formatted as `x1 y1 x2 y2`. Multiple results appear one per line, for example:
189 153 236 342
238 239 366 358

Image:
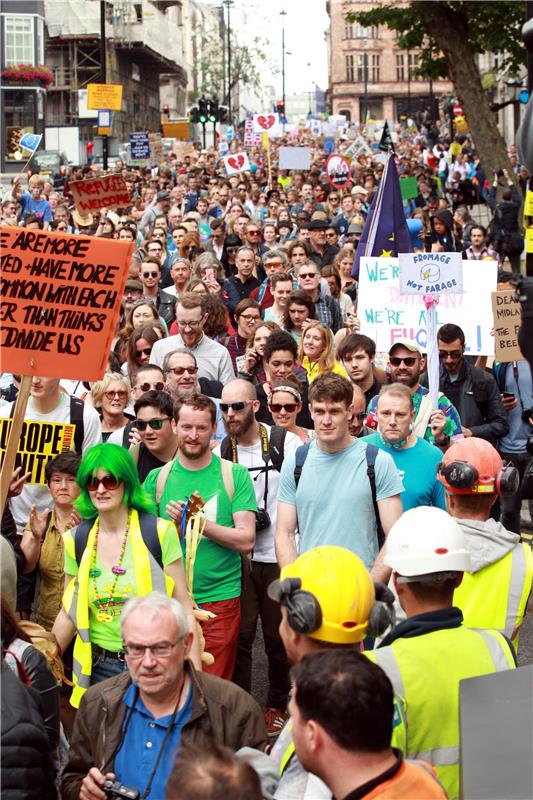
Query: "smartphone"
204 267 216 283
502 392 515 401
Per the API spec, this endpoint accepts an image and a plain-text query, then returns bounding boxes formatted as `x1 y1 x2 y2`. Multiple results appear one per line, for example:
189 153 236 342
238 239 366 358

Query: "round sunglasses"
86 474 122 492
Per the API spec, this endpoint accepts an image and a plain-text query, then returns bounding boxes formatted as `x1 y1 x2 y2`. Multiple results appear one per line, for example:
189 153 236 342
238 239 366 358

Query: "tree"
346 1 526 177
190 23 268 109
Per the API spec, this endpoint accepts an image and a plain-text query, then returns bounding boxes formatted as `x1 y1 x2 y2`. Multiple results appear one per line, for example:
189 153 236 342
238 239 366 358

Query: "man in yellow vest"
437 437 533 650
267 545 406 800
368 506 517 800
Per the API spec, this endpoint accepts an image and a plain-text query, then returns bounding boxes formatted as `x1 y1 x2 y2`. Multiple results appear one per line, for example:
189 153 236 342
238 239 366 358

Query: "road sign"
87 83 123 111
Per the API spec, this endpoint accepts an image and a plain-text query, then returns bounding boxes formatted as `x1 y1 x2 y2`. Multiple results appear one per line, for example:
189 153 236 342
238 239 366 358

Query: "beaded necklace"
90 510 132 623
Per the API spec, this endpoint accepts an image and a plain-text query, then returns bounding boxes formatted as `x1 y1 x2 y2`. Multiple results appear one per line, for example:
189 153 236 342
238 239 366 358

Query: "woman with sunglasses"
268 377 313 444
51 443 199 707
298 321 348 383
90 373 134 442
125 325 165 379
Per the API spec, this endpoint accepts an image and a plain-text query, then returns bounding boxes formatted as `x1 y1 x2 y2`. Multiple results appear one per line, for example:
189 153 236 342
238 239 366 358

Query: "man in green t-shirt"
144 393 256 680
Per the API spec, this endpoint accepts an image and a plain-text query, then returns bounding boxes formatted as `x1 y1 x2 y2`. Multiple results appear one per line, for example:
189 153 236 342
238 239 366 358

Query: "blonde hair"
91 372 131 409
298 321 336 372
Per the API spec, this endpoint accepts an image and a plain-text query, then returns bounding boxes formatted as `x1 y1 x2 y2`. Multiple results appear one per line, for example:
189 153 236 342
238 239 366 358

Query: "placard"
0 419 75 485
130 132 150 159
399 176 419 201
399 252 463 295
326 154 351 189
223 152 251 176
174 141 196 161
492 290 524 361
69 175 130 213
278 146 311 171
252 113 281 137
358 256 497 355
0 226 133 380
87 83 123 111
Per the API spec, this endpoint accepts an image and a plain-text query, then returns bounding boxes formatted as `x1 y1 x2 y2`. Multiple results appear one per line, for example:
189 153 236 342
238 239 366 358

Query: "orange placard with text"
0 226 133 381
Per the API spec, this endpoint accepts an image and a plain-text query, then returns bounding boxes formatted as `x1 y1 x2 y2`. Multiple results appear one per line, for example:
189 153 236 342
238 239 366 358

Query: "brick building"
327 0 453 123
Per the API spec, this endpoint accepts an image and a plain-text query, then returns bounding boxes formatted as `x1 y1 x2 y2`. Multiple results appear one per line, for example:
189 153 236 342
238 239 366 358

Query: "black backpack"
73 512 162 568
220 426 287 473
293 442 385 550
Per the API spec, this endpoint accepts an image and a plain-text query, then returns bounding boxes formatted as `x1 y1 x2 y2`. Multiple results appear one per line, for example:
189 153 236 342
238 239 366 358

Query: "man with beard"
143 394 257 679
214 380 299 737
366 339 462 451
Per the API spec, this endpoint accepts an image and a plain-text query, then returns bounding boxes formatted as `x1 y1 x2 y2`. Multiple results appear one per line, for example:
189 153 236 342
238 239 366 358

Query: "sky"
219 0 330 98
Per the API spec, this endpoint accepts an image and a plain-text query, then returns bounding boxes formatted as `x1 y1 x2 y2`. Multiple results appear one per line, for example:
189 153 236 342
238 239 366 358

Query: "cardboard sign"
278 146 311 171
310 119 322 136
492 290 524 361
358 256 497 355
219 141 229 157
244 119 254 146
223 152 251 176
69 174 130 213
324 136 335 155
0 419 75 485
252 113 281 137
326 154 351 189
87 83 123 111
174 141 196 161
399 252 463 295
130 132 150 159
0 226 133 380
344 136 372 159
149 133 163 163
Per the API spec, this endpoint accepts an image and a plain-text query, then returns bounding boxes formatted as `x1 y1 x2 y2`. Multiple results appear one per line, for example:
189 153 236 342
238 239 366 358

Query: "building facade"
327 0 452 123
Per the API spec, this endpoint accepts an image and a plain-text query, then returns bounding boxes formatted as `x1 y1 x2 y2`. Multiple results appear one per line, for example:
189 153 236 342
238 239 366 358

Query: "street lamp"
280 11 287 111
223 0 233 123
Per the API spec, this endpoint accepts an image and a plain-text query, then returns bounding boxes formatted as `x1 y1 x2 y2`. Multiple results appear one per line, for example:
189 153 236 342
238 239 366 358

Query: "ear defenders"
277 577 322 635
438 459 519 496
367 582 396 638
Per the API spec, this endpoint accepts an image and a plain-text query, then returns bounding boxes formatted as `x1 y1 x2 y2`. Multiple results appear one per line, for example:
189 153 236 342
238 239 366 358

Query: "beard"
391 371 419 389
223 406 256 438
178 438 211 460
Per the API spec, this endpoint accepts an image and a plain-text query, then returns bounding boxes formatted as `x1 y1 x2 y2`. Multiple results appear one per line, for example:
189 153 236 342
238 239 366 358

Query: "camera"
255 508 271 531
103 779 140 800
522 408 533 424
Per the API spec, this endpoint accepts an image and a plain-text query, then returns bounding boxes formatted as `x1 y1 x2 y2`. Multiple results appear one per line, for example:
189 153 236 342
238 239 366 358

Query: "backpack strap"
137 511 162 569
365 444 385 551
293 442 311 489
268 426 287 473
129 443 141 466
69 396 85 454
219 458 235 504
220 435 233 462
73 518 97 565
156 460 175 507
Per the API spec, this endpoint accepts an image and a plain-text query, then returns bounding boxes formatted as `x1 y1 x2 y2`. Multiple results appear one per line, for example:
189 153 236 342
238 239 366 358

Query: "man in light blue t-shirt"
362 383 445 512
276 374 404 580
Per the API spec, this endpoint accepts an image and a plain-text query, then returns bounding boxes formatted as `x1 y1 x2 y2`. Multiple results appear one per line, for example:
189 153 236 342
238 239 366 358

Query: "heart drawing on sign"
228 155 245 170
257 115 276 130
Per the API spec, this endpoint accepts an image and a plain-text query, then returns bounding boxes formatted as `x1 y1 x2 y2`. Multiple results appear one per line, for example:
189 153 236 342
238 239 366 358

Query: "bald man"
214 380 300 735
349 385 372 438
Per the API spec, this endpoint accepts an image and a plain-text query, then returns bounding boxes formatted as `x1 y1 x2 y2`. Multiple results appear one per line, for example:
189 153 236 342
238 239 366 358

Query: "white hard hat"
384 507 471 578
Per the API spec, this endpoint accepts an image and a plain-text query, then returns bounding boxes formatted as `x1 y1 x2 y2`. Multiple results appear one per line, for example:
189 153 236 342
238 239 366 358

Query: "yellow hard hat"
268 546 375 644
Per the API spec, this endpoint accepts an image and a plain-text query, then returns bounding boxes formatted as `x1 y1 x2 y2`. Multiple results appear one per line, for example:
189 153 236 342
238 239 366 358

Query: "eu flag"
351 153 412 280
19 132 43 153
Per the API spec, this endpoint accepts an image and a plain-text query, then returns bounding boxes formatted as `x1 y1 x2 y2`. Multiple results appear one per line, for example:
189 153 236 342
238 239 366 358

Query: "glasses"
439 350 463 360
134 417 170 431
177 319 203 329
269 402 298 413
265 262 283 269
166 365 198 376
239 314 261 322
220 401 254 413
136 348 152 357
247 230 261 236
86 474 122 492
142 271 159 279
299 272 318 280
325 233 337 239
124 641 182 659
390 356 418 367
135 381 165 392
104 390 128 400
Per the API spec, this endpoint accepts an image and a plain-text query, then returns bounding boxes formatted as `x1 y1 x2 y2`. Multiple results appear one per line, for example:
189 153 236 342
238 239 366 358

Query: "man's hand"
501 393 518 412
429 409 447 441
166 499 186 532
79 768 115 800
128 426 142 446
8 467 31 498
462 426 472 437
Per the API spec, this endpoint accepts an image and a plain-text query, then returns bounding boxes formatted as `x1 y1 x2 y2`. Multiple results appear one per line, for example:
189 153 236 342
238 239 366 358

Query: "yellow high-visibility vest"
367 626 515 800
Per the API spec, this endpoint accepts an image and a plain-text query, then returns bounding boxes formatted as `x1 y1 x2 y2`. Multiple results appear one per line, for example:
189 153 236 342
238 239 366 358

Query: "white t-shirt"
214 425 299 562
1 393 102 533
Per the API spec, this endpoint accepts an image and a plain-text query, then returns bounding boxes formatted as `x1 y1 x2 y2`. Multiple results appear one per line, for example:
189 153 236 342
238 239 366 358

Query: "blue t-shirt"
114 679 192 798
20 192 53 222
361 433 445 512
278 439 404 569
498 361 533 452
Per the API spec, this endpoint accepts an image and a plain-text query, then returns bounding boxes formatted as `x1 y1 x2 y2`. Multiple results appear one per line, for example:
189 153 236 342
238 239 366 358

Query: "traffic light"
189 107 199 124
207 98 218 123
198 98 208 125
276 101 285 116
218 105 229 124
162 104 169 115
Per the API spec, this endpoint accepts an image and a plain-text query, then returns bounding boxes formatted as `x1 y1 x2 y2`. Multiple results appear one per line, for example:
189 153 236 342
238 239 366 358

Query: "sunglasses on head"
104 390 128 400
220 401 253 413
142 271 159 278
390 356 417 367
86 474 122 492
166 365 198 376
269 402 298 413
136 381 165 392
134 417 170 431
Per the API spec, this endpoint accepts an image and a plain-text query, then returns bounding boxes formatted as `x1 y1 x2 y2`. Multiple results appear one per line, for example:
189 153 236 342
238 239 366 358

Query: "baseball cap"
389 338 421 355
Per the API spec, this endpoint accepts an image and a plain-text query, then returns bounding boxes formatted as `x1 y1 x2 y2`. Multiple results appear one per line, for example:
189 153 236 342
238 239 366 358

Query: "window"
396 53 405 81
355 24 378 38
36 17 44 64
339 109 352 123
345 22 353 39
346 54 354 82
4 16 35 65
356 54 367 83
408 53 421 80
371 54 380 82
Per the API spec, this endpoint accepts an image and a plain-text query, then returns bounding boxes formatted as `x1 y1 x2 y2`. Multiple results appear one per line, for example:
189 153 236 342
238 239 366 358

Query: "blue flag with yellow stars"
351 153 412 280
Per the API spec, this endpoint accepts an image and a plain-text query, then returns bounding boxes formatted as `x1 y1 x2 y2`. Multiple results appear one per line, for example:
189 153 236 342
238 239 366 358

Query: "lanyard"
230 424 271 509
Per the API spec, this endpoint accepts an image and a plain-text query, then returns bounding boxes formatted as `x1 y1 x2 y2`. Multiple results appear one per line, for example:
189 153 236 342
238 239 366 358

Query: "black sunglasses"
269 402 298 413
142 271 159 278
134 417 171 431
220 401 252 413
390 356 418 367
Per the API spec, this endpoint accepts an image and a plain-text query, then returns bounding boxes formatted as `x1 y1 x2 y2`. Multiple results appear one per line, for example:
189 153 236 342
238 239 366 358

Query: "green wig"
75 443 157 519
